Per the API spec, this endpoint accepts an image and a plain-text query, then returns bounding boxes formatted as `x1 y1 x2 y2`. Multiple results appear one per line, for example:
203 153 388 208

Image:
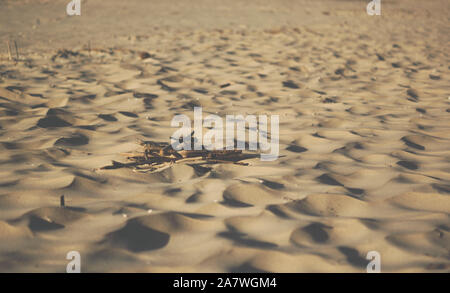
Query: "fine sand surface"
0 0 449 272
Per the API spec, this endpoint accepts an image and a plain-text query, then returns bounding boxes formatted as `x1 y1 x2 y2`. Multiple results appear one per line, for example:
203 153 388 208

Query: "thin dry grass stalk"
6 40 13 62
14 40 19 61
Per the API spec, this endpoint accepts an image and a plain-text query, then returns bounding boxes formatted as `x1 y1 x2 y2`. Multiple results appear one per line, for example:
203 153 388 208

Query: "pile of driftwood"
101 137 257 173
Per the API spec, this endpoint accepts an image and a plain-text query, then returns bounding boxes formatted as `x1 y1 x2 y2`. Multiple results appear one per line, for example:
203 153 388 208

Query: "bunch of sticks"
101 135 257 173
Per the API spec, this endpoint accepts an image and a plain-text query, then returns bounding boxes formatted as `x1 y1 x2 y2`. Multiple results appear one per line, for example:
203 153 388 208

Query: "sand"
0 0 449 272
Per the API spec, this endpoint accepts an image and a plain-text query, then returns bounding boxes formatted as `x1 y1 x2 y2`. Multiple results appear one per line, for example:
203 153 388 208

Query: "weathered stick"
60 195 65 208
102 137 255 173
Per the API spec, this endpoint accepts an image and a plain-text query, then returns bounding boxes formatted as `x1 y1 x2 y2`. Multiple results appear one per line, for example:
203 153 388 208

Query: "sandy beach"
0 0 449 272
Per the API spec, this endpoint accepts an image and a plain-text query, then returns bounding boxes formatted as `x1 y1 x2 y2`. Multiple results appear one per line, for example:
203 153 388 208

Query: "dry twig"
101 135 257 173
